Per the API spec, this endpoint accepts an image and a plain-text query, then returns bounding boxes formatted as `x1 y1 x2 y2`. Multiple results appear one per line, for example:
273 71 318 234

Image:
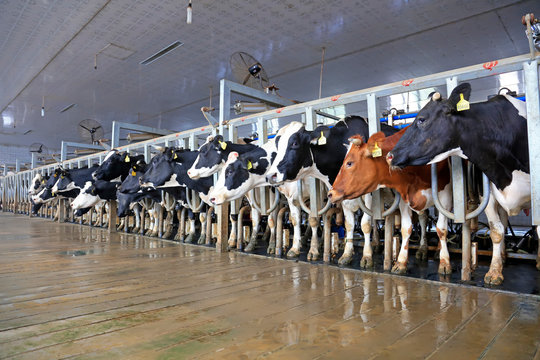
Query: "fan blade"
242 73 252 85
80 124 92 132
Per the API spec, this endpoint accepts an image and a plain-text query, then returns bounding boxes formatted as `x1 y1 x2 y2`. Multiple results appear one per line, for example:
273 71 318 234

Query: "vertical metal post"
524 60 540 225
108 200 117 233
367 93 382 220
217 79 232 253
446 76 471 281
111 122 120 149
60 141 68 162
305 107 322 215
31 153 36 169
144 144 150 163
257 117 269 212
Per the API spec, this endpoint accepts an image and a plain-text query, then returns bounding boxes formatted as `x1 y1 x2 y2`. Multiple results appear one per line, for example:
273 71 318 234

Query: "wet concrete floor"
0 212 539 359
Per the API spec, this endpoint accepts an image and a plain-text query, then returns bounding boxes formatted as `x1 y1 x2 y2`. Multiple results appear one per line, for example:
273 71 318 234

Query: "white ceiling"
0 0 538 154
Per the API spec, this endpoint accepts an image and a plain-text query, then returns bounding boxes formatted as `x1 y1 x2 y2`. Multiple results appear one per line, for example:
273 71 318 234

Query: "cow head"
139 147 180 189
45 168 62 190
71 181 100 210
208 151 265 204
51 168 73 193
328 133 391 203
117 191 136 217
118 161 146 193
28 173 43 195
266 122 319 184
388 83 471 168
188 135 227 179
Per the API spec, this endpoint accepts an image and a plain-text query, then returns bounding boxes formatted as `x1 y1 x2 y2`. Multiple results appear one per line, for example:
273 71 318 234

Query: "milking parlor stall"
1 1 540 358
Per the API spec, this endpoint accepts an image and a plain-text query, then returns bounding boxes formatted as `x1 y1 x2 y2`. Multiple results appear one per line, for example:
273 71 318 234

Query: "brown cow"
328 129 453 275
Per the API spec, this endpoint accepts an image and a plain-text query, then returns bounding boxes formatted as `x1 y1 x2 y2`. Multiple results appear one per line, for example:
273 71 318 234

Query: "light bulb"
187 2 192 24
41 107 45 117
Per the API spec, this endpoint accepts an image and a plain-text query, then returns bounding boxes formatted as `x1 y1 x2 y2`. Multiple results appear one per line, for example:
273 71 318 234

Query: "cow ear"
309 128 330 145
446 83 471 111
227 151 239 162
240 156 253 171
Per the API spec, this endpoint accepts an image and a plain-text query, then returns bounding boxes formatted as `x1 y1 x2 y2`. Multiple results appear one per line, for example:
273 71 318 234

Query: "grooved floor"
0 213 539 359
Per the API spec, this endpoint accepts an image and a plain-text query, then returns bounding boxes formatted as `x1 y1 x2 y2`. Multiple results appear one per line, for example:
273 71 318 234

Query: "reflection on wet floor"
0 213 539 359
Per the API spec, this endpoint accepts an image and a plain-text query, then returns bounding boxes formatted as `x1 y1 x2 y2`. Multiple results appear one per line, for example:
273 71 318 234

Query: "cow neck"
382 161 449 211
70 165 99 187
455 98 529 190
311 118 371 183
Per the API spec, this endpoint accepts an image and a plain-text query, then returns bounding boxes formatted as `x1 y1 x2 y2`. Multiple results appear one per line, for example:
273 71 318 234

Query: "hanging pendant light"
41 96 45 117
187 0 192 24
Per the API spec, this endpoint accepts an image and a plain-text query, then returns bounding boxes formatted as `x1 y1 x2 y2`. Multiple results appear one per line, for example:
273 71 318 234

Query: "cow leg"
392 202 412 274
436 184 453 275
416 211 428 261
307 217 320 261
497 205 508 264
267 210 277 254
185 210 196 243
228 214 238 250
338 199 359 266
484 196 505 285
197 211 207 244
132 204 141 234
174 208 186 241
245 207 261 253
151 203 161 237
162 210 173 239
536 226 540 271
286 199 302 258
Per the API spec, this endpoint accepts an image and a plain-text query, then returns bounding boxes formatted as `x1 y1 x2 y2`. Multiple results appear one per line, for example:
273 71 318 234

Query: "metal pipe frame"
1 52 539 233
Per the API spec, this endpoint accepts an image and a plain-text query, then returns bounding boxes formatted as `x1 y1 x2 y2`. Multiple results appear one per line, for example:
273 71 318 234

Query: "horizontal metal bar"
226 53 539 126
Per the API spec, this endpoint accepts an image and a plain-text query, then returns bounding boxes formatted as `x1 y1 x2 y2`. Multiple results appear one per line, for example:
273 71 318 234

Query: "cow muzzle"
327 189 344 203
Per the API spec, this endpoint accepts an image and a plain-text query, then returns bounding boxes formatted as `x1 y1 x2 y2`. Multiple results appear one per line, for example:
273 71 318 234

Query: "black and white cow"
140 147 213 241
116 161 162 235
189 135 279 252
188 135 258 179
265 116 398 266
387 83 537 284
51 165 99 194
93 150 145 182
71 179 120 210
208 135 312 256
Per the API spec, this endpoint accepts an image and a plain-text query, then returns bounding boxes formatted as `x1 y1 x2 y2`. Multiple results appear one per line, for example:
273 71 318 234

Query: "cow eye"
417 117 426 124
346 161 353 168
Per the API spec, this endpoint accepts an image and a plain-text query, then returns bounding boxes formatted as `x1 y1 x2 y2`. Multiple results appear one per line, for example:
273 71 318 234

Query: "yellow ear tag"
131 170 136 176
247 160 253 170
456 93 470 112
220 141 227 150
41 180 45 184
318 131 327 145
372 142 382 158
173 153 178 160
125 155 130 162
53 173 57 178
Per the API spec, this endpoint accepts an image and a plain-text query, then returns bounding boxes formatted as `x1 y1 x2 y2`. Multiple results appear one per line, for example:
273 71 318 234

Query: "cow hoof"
484 270 504 286
267 245 276 255
359 256 373 269
150 230 158 237
438 261 452 275
416 245 428 261
197 235 206 244
184 233 195 243
145 229 153 236
307 249 319 261
287 248 300 259
338 253 353 266
391 262 407 274
244 241 257 253
174 233 184 241
132 227 140 234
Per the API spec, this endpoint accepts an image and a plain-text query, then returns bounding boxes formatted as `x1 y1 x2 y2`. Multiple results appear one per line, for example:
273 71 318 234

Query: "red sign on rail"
483 61 498 71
